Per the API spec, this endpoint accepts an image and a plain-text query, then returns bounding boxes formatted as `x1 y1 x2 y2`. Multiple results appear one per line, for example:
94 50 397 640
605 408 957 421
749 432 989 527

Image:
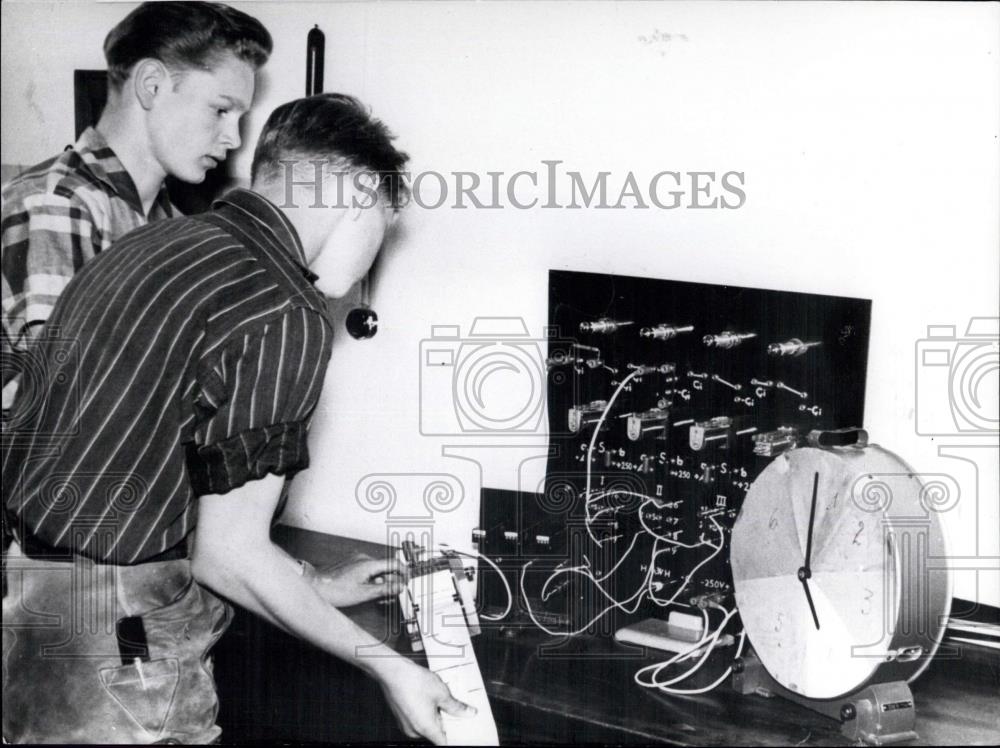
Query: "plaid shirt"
1 127 175 347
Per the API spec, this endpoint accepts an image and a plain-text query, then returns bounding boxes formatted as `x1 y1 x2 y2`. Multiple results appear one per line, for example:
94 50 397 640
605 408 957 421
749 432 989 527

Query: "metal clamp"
806 427 869 450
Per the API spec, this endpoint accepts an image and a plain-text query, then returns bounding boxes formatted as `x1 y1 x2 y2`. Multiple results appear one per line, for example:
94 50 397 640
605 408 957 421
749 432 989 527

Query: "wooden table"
212 525 1000 745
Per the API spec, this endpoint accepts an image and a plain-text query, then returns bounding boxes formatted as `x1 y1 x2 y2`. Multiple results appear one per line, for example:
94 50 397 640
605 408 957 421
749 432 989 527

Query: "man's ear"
132 59 170 111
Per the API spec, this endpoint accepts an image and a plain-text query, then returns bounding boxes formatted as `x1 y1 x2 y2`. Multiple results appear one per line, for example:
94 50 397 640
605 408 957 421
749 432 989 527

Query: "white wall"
2 1 997 606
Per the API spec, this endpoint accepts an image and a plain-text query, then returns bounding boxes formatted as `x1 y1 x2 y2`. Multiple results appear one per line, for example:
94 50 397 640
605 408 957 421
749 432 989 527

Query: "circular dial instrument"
731 444 951 700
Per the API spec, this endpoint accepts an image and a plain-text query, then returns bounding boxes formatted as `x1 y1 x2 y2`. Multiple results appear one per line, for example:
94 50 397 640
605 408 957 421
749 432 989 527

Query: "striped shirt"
1 126 175 345
2 189 333 564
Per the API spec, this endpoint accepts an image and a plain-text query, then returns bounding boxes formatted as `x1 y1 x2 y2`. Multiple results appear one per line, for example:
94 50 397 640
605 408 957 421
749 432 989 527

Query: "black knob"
840 704 856 722
346 307 378 339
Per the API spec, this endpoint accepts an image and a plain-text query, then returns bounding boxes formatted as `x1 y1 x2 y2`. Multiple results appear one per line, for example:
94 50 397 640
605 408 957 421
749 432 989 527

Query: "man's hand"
193 474 473 745
308 554 407 607
377 657 476 745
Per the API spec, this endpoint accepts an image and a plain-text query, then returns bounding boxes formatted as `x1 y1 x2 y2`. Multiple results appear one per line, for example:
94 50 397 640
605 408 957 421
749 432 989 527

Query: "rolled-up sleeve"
186 306 333 495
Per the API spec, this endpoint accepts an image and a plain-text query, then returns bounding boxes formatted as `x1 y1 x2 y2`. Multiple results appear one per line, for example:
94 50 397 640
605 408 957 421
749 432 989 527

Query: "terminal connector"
775 381 808 399
689 417 732 451
572 343 613 370
702 331 757 349
580 318 634 334
768 338 822 357
711 374 741 391
627 363 677 376
690 591 730 609
753 427 800 456
627 408 670 441
640 324 694 341
568 400 609 433
545 351 577 368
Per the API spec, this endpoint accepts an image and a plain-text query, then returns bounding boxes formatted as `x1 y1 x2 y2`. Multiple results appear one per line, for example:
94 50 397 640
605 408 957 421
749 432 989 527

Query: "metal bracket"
806 426 869 450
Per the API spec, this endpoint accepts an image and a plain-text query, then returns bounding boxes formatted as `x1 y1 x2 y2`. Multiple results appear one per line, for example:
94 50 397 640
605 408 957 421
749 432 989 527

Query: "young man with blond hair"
2 2 272 406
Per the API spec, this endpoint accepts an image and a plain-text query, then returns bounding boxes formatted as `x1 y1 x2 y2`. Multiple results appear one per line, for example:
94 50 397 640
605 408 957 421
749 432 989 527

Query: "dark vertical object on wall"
74 71 109 139
311 23 379 340
307 25 325 95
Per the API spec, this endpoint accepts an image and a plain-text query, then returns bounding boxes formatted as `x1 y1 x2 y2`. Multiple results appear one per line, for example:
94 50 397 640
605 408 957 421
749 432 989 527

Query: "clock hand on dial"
804 470 818 571
797 472 821 629
801 575 820 630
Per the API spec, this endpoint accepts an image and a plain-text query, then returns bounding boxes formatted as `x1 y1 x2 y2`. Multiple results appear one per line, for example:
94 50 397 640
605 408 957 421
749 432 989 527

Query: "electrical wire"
582 368 646 545
590 505 617 520
520 554 657 637
633 604 746 696
524 509 724 637
643 629 747 696
661 631 746 696
540 531 643 601
634 606 734 687
637 499 723 550
524 366 738 661
648 516 725 607
440 546 513 621
586 491 719 551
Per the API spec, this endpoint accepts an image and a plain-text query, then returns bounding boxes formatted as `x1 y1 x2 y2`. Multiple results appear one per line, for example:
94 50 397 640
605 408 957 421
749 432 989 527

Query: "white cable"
569 493 722 613
520 554 656 637
660 608 732 683
524 510 725 636
591 505 617 520
589 489 656 505
582 368 646 545
540 531 643 602
590 531 642 583
587 493 719 550
648 516 725 608
638 499 720 549
530 362 734 643
633 605 747 696
634 607 735 687
440 546 513 621
558 540 659 614
633 606 715 687
651 630 747 696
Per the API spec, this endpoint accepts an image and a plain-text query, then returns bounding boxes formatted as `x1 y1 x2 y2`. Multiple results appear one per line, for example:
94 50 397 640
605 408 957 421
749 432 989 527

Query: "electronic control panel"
475 269 871 633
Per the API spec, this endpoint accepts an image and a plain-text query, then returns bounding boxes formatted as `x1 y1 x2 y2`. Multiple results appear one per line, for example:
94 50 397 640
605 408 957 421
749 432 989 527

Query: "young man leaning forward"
2 94 472 745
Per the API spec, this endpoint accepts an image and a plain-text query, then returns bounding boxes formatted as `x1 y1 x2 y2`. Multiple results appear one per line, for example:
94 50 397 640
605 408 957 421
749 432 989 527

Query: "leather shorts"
2 540 231 744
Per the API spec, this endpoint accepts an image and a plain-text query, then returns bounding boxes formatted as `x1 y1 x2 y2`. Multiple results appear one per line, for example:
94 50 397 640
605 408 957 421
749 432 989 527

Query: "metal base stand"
732 650 917 746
